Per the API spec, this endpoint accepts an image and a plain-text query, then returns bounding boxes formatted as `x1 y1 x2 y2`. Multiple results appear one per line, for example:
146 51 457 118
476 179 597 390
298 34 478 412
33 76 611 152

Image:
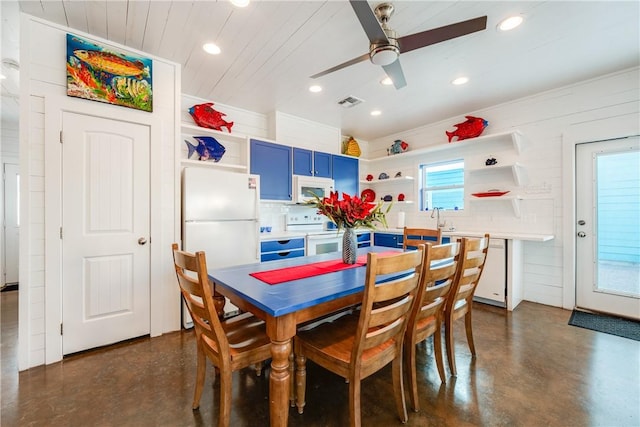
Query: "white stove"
286 213 343 255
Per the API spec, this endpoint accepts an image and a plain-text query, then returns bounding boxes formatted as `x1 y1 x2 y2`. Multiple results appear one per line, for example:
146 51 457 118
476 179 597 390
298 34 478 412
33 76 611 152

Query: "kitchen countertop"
376 227 555 242
260 229 371 241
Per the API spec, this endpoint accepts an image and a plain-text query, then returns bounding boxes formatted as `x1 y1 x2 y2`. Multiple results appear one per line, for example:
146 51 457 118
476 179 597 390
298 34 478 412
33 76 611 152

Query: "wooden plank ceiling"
7 1 640 140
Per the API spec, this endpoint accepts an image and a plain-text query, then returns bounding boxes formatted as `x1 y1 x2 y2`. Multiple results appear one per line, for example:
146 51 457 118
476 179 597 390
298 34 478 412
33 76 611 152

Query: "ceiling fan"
311 1 487 89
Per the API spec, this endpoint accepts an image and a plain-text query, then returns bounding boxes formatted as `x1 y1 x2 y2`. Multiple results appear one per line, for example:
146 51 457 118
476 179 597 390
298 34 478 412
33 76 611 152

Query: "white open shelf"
181 123 249 171
468 162 526 186
360 176 415 184
470 194 524 217
362 130 526 163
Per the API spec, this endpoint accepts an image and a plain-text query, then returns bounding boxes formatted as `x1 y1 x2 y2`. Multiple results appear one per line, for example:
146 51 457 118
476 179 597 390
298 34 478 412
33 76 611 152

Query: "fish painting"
189 103 234 133
184 136 226 162
73 50 149 78
446 116 489 142
66 33 153 112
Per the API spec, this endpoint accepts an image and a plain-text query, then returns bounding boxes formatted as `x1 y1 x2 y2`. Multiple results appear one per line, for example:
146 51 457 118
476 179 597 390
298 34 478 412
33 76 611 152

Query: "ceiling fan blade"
349 0 389 44
398 16 487 54
310 53 370 79
382 60 406 89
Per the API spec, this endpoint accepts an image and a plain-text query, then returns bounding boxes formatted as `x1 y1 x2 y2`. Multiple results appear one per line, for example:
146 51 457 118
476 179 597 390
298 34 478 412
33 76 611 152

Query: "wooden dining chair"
403 227 442 250
404 241 461 411
171 243 272 427
293 249 424 427
444 234 490 376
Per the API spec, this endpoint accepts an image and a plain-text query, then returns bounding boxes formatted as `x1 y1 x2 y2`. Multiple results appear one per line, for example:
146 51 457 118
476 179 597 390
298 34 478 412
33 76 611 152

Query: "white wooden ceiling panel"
84 1 108 40
154 1 196 60
124 0 150 51
105 1 127 45
140 1 172 54
61 0 89 33
9 0 640 140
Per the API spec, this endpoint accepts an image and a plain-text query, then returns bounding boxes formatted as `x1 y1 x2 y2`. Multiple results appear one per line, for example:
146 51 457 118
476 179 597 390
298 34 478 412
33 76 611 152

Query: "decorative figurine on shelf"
398 193 405 201
387 139 409 155
485 156 497 166
366 174 374 181
342 136 361 157
188 102 234 133
446 116 488 142
184 136 226 162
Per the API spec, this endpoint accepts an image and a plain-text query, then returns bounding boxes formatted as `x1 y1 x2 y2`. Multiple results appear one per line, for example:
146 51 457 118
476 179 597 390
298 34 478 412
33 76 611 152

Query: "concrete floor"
2 290 639 426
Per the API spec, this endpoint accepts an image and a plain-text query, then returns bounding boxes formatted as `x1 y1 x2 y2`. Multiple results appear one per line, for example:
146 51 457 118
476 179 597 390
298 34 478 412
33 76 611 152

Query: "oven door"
306 233 343 255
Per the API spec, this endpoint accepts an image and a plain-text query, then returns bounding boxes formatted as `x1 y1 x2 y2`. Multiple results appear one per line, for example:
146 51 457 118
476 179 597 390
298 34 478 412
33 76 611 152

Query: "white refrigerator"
182 167 261 327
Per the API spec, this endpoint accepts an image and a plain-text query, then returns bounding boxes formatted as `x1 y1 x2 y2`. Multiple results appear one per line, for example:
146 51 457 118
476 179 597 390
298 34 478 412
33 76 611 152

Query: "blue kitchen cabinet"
332 154 359 197
293 148 332 178
260 238 305 262
357 232 371 248
374 233 403 248
250 139 292 201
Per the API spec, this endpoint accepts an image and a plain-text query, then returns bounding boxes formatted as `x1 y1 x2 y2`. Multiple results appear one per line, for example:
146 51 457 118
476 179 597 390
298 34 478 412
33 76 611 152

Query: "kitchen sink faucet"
430 207 445 230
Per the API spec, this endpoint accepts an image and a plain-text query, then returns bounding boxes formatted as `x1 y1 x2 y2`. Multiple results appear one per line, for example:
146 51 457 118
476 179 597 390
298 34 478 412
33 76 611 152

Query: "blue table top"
209 246 401 317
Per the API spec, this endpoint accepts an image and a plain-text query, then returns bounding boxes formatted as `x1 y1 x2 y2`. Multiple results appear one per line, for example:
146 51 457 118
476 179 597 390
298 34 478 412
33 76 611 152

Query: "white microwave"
293 175 334 204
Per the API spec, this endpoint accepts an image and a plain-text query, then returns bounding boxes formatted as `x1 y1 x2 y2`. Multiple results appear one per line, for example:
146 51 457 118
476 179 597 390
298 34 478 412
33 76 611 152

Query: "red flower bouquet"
308 191 390 230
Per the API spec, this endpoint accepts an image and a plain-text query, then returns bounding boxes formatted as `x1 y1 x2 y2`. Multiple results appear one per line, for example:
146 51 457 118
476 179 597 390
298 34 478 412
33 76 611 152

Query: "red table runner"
250 252 397 285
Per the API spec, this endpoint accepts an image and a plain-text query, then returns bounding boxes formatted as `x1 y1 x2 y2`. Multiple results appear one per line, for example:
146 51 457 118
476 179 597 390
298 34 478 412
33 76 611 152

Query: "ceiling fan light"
370 45 399 66
498 15 523 31
380 77 393 86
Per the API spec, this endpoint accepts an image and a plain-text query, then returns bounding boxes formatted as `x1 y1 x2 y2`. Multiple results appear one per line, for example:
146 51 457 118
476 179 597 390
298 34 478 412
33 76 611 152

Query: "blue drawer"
374 233 402 248
357 232 371 243
261 249 305 262
261 238 305 252
357 242 371 248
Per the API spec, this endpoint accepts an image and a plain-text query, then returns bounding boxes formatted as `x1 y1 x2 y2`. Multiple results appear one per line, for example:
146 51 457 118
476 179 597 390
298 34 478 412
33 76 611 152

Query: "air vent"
337 95 364 108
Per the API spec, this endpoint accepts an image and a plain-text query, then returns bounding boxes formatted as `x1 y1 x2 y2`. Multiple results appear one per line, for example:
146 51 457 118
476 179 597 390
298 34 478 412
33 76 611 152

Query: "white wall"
19 15 181 369
360 67 640 309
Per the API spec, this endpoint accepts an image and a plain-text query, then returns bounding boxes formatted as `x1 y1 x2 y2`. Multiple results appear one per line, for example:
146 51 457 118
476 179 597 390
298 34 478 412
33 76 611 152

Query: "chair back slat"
403 227 442 250
353 250 423 359
408 242 461 336
446 235 490 316
172 243 231 362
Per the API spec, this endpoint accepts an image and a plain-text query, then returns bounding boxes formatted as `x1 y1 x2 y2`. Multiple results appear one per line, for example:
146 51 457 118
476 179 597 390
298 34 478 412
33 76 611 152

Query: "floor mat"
569 310 640 341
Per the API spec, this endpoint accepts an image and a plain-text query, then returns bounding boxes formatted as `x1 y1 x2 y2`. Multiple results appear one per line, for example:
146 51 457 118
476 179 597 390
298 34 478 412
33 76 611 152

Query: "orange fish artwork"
73 50 148 78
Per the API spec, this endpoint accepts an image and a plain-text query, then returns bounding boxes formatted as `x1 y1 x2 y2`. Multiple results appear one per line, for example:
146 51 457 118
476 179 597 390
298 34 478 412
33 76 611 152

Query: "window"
420 159 464 211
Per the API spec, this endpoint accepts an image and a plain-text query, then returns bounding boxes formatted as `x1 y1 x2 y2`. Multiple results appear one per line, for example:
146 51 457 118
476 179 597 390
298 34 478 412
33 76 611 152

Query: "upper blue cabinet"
250 139 292 201
293 148 332 178
332 154 359 197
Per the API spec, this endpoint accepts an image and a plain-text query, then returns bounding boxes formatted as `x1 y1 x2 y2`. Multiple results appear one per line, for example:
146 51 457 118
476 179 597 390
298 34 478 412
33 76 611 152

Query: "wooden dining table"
208 246 401 427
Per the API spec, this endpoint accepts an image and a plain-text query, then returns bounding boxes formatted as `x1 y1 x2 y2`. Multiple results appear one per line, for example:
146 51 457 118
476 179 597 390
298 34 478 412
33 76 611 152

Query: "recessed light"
380 77 393 86
498 15 523 31
451 76 469 85
0 74 6 80
309 85 322 93
230 0 250 7
203 43 221 55
370 110 381 116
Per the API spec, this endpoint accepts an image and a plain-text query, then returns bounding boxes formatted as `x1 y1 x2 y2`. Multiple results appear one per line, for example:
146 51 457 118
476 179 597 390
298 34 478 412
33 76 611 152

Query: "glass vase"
342 228 357 264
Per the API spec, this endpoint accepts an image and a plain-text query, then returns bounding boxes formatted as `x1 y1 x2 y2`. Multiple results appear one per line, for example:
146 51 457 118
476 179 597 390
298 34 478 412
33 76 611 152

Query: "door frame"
562 113 640 311
31 96 176 365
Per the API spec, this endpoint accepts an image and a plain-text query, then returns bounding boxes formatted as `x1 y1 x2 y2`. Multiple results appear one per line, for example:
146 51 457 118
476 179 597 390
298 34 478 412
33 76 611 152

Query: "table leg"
266 314 296 427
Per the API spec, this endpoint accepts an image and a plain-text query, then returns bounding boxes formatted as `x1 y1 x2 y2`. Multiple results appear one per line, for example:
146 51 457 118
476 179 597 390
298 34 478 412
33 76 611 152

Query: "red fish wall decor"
446 116 488 142
189 103 234 133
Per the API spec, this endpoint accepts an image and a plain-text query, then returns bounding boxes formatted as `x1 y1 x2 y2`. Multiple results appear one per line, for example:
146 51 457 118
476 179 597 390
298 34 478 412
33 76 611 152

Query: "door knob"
138 237 147 245
577 231 586 238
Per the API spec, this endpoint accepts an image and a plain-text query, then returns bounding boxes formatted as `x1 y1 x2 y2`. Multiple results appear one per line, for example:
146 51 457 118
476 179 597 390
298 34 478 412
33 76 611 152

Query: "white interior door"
62 112 150 354
3 163 19 285
576 136 640 319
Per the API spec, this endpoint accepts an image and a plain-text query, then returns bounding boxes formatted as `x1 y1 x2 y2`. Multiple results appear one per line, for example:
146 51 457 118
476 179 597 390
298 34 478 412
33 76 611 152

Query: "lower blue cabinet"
260 238 305 262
